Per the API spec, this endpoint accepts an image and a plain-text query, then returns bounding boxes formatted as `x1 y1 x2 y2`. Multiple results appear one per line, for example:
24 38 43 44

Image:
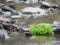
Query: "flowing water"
0 12 59 45
0 33 60 45
0 0 60 45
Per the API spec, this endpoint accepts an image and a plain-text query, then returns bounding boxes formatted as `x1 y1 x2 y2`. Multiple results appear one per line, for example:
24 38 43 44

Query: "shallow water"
0 10 60 45
0 33 60 45
1 13 60 45
0 1 60 45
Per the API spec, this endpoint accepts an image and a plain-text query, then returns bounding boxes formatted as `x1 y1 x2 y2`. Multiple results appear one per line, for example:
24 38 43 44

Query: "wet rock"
2 11 11 16
22 7 48 19
11 15 22 19
10 11 22 19
6 0 14 3
0 16 11 22
21 27 29 32
22 14 31 20
41 1 58 9
24 32 33 37
0 6 16 16
0 29 10 40
53 26 60 34
53 21 60 26
50 21 60 34
30 36 36 39
0 3 5 8
1 5 17 14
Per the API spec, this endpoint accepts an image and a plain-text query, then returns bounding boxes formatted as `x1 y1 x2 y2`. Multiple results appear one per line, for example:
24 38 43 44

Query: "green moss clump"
29 23 54 36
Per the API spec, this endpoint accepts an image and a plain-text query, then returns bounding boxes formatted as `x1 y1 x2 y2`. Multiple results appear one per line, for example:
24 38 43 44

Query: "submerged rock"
10 32 20 37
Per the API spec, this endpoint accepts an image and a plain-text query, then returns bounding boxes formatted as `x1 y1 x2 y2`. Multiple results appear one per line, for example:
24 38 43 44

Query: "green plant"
29 23 54 36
